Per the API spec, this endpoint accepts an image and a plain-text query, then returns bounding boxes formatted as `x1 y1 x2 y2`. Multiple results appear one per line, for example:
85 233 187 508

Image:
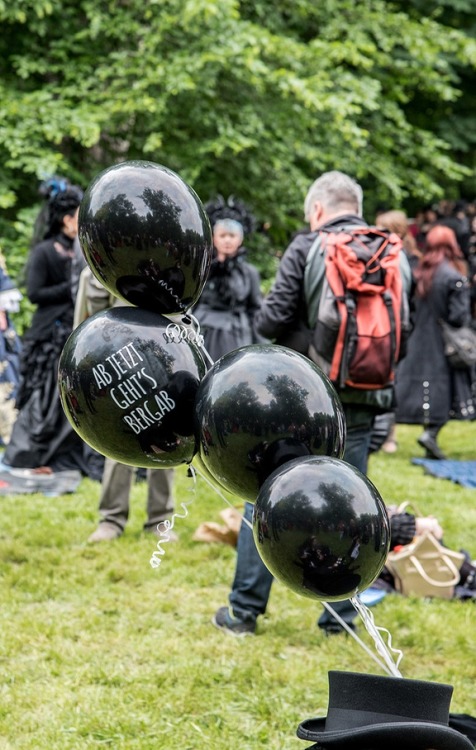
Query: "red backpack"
307 227 407 390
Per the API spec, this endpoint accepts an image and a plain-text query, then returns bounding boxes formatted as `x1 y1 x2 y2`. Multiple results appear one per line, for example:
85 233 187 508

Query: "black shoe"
135 467 148 483
417 432 447 460
321 622 356 637
212 606 256 637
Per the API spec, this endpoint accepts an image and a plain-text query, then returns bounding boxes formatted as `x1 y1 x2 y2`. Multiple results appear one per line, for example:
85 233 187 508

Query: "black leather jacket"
255 214 406 411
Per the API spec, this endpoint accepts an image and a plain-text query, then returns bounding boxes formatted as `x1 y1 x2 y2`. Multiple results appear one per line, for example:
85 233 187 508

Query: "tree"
1 0 475 290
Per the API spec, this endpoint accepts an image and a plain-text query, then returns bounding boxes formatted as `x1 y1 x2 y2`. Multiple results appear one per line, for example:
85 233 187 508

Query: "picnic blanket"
0 456 82 496
412 458 476 489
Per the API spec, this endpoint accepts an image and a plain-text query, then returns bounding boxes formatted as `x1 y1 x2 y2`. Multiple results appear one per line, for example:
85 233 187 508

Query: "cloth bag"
386 530 465 599
439 319 476 369
192 507 243 547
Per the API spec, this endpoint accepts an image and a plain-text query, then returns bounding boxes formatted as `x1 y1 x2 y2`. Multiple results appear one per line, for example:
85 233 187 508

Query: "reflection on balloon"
78 161 213 314
58 307 207 467
194 344 346 502
252 456 390 601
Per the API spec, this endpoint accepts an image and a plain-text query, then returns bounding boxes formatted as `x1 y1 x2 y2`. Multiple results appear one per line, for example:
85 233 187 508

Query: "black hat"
297 671 474 750
204 195 256 235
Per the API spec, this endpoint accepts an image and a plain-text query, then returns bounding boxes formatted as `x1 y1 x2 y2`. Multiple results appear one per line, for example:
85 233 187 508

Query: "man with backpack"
212 170 411 637
257 170 410 473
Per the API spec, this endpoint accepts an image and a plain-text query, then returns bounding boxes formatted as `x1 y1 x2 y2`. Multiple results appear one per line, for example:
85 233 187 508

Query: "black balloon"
194 344 346 501
58 307 207 467
78 161 213 314
252 456 390 601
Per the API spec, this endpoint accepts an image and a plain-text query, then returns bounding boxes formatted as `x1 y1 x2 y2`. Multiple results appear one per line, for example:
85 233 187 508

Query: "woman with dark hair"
395 225 475 459
3 182 89 473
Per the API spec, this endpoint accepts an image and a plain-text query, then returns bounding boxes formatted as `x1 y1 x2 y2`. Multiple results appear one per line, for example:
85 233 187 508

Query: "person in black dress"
193 197 263 362
3 183 90 473
395 224 475 458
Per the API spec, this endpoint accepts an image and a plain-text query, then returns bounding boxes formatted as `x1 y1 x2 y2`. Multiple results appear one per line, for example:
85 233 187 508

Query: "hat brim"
297 718 475 750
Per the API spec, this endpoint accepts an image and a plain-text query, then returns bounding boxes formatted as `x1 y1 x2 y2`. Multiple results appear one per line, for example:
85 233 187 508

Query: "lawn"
1 422 475 749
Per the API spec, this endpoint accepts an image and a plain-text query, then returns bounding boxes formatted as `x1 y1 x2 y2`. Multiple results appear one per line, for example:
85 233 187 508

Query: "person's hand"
415 516 443 540
0 310 7 332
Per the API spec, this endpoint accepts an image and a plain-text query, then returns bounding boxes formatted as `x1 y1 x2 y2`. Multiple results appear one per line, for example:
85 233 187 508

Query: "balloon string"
350 596 404 677
149 474 196 569
181 313 215 368
191 466 403 677
321 602 398 676
192 464 253 530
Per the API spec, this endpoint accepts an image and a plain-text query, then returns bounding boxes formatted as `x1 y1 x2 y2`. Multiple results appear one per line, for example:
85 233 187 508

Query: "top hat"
297 671 473 750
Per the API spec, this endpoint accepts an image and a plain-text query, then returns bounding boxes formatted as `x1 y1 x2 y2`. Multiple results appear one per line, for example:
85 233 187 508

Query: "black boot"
417 426 447 460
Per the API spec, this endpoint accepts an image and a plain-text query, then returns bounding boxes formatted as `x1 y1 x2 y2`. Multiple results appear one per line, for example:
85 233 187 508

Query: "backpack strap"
323 238 351 385
383 289 397 374
304 234 327 328
304 226 356 328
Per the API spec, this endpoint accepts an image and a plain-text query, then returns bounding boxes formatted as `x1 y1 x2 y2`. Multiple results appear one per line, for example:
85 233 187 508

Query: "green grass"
1 422 475 749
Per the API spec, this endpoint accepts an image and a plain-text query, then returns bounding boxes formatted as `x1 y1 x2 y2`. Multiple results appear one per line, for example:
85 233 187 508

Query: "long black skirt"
3 322 92 473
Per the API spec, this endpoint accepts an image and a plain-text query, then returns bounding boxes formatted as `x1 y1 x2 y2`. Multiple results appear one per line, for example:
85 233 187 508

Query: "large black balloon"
252 456 390 601
194 345 346 501
78 161 213 314
58 307 207 467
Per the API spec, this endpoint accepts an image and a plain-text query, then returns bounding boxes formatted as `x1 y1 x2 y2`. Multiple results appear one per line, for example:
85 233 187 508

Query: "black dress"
4 233 89 472
395 261 475 426
193 249 264 362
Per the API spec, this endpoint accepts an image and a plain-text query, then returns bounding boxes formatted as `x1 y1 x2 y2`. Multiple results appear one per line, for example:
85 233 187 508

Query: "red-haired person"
395 225 475 459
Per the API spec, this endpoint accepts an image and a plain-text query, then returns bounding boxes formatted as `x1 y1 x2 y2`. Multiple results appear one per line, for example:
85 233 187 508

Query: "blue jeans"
229 501 274 622
228 405 375 627
342 405 375 476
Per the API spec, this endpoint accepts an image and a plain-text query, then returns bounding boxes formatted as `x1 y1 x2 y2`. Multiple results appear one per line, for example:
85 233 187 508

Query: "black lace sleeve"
389 512 417 549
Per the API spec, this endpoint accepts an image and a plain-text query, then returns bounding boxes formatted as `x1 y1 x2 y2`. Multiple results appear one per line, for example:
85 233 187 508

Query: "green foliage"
1 421 475 749
1 0 476 290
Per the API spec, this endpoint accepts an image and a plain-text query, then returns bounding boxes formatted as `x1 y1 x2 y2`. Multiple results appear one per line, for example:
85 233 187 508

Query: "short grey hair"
303 171 363 221
213 218 244 241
